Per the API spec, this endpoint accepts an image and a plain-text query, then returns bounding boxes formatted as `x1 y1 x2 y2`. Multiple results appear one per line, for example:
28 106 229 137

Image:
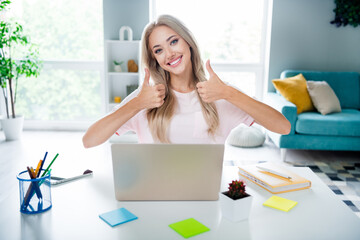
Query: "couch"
264 70 360 161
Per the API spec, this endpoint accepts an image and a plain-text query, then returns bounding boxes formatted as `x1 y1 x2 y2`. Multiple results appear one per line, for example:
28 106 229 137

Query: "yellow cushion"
272 74 315 114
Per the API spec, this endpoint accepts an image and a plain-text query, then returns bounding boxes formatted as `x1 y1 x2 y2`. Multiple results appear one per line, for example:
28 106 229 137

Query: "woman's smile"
168 55 182 67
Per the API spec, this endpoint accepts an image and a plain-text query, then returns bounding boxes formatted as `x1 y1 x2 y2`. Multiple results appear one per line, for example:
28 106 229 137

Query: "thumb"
206 59 216 77
143 68 150 86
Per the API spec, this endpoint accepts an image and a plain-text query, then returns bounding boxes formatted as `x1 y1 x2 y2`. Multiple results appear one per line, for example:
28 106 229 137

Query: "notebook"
263 196 298 212
111 144 224 201
238 162 311 194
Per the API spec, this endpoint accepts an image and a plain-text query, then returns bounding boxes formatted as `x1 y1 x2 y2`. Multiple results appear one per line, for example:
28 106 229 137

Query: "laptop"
111 144 225 201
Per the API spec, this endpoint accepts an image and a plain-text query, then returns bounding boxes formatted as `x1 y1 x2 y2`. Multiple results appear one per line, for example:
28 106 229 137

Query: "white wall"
267 0 360 92
103 0 149 40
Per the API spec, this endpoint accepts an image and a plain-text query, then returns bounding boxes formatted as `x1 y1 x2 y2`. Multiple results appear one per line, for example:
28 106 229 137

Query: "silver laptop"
111 144 224 201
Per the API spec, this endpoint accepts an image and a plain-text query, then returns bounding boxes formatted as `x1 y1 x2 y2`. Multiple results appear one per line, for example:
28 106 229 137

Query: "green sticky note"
169 218 210 238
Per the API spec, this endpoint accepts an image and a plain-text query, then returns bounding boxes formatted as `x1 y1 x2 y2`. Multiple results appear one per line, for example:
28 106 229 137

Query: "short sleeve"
216 100 254 132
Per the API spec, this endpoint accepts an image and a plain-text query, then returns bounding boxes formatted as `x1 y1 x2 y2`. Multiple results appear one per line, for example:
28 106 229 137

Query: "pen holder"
17 170 52 214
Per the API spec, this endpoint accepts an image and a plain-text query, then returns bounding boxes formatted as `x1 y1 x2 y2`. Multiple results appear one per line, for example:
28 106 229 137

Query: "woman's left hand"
196 59 227 103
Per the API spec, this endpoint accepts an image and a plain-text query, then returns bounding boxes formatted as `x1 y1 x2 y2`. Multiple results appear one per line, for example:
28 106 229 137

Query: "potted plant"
113 60 123 72
0 0 42 140
219 179 253 222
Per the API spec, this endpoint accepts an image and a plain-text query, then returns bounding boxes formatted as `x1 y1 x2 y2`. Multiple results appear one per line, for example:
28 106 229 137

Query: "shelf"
108 103 118 109
108 72 139 76
104 39 140 114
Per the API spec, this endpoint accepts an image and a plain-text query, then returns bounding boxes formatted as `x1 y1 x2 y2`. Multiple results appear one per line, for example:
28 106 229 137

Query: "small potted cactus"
219 179 253 222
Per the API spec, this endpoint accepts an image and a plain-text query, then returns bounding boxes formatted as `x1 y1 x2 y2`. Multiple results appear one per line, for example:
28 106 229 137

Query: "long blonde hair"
141 15 219 143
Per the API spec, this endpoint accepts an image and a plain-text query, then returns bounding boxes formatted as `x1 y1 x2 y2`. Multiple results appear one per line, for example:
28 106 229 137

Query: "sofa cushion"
307 81 341 115
272 74 315 114
295 109 360 137
281 71 360 109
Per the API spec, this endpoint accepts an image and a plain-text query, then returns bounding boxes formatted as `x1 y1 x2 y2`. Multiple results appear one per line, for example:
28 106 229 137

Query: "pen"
51 169 93 185
256 165 292 179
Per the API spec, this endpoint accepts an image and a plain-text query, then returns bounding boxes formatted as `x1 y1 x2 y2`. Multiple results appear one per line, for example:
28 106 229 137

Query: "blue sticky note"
99 207 138 227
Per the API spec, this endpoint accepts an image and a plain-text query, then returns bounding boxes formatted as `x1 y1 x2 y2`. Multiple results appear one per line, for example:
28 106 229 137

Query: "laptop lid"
111 144 224 201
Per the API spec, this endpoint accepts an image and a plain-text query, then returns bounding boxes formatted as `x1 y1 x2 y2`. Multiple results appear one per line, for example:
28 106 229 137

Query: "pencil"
37 151 48 177
41 153 59 177
43 151 48 162
22 166 43 210
28 169 52 203
34 160 43 177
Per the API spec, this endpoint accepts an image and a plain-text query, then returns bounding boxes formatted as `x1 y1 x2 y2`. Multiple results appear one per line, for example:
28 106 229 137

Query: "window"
3 0 104 129
153 0 269 98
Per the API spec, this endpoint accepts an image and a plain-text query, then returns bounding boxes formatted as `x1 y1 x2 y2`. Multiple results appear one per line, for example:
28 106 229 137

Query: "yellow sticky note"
263 196 297 212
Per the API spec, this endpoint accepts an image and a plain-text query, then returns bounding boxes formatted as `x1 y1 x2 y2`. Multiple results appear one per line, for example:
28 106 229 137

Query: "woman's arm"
82 69 166 148
222 86 291 135
196 60 291 135
82 97 142 148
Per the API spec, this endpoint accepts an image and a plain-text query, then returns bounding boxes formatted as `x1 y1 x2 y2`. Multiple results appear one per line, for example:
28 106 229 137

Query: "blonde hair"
141 15 219 143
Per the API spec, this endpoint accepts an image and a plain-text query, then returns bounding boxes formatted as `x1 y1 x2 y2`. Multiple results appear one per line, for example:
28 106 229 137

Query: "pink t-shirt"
113 88 254 144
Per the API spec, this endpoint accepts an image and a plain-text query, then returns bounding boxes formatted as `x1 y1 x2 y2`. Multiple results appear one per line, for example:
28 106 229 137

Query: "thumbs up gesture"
137 68 166 109
196 60 227 103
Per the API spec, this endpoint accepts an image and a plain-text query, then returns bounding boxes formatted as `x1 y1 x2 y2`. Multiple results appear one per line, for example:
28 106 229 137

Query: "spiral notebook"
238 162 311 194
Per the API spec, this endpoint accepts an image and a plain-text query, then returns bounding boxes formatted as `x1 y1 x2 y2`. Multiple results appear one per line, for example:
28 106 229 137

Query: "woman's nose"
166 49 176 60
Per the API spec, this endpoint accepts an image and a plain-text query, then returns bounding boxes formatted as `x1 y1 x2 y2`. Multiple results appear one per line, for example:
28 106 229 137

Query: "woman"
83 15 290 148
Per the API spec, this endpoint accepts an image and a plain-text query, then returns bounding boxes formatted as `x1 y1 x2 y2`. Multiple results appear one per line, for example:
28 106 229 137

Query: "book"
169 218 210 238
99 207 138 227
263 196 298 212
238 162 311 194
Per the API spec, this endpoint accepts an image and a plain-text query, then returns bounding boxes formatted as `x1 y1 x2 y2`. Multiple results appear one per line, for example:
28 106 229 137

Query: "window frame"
0 60 105 131
0 0 105 131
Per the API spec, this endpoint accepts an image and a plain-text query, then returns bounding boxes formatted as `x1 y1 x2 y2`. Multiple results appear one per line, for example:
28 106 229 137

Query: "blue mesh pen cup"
17 170 52 214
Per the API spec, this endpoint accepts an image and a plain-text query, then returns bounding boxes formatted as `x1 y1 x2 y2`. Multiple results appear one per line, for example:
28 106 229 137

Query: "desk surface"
1 150 360 240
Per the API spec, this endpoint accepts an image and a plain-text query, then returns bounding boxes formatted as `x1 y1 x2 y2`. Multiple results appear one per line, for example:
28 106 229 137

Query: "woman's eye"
170 39 178 45
154 49 162 54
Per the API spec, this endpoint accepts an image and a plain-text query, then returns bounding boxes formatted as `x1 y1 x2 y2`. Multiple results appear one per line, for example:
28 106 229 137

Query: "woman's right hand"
136 68 166 109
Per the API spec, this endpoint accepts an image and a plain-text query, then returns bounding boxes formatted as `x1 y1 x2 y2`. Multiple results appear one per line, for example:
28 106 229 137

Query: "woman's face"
149 25 192 76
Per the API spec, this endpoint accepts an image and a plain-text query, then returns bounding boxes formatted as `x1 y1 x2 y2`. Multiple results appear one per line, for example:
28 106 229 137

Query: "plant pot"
219 191 253 222
114 65 122 72
0 115 24 141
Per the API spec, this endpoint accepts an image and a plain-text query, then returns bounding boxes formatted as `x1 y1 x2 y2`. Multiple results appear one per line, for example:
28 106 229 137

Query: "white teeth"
169 57 181 66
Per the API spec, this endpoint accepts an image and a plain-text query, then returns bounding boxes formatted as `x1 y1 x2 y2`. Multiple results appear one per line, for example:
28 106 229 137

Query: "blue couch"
264 70 360 161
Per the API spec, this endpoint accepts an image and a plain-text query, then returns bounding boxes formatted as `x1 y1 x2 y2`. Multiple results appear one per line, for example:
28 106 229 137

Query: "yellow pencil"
34 160 43 178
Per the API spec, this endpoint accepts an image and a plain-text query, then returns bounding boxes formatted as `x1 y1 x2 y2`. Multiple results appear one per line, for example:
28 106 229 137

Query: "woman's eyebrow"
152 35 177 49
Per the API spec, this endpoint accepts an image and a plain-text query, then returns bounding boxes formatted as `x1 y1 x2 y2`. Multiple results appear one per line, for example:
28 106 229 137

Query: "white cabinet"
104 40 141 112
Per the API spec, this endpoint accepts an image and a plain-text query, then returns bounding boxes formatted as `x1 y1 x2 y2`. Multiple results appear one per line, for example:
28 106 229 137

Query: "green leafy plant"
330 0 360 27
113 60 123 65
0 0 42 119
224 180 249 200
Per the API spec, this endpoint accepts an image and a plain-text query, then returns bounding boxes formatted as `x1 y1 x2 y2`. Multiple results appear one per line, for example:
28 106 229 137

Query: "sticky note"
169 218 210 238
263 195 298 212
99 207 138 227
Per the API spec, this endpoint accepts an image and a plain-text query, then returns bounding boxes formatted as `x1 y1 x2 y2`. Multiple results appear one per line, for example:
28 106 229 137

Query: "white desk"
1 156 360 239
